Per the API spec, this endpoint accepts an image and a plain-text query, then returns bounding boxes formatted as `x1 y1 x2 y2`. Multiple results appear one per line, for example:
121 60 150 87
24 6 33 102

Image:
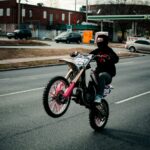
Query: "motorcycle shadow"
92 128 150 147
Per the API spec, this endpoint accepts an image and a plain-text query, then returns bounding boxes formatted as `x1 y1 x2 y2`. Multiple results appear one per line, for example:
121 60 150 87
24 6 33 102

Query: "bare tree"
144 1 150 5
91 0 150 41
106 0 150 41
108 0 150 5
95 0 150 5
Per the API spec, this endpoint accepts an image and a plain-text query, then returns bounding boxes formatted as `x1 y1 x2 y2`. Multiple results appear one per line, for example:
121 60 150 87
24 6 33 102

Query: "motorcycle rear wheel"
43 76 70 118
89 99 109 132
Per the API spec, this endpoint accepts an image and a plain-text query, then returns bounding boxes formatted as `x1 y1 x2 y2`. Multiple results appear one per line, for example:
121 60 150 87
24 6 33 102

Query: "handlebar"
92 54 110 60
70 52 110 61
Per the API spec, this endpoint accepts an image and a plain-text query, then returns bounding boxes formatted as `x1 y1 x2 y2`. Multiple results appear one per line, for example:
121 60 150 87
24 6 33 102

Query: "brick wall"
0 0 85 27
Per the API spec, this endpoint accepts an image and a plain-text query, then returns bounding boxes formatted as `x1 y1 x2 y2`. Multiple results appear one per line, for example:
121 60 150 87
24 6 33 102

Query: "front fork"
63 68 84 99
65 68 73 80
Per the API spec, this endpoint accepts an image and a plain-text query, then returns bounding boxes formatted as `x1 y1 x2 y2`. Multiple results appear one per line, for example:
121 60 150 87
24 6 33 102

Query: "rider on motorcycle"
90 33 119 104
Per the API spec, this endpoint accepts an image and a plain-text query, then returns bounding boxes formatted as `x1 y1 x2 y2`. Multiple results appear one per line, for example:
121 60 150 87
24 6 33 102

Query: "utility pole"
18 0 28 29
18 0 21 29
75 0 76 11
68 12 72 25
86 0 88 22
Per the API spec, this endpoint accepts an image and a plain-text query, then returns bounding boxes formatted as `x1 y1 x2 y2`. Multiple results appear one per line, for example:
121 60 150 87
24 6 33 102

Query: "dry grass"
0 48 139 70
0 40 47 46
0 48 92 60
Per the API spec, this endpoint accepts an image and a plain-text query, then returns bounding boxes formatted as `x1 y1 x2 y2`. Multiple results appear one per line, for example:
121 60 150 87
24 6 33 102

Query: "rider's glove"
99 54 110 63
70 51 79 57
101 54 110 60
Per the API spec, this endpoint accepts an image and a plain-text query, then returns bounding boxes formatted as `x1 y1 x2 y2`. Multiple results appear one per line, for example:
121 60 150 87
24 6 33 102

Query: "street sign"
67 25 72 32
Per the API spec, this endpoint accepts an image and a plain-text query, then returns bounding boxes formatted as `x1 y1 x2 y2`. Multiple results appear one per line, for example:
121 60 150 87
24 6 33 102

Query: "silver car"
125 39 150 53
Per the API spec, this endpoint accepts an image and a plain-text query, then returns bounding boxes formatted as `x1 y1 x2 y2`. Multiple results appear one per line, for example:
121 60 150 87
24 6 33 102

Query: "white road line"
0 87 44 97
115 91 150 104
119 61 134 65
0 73 52 81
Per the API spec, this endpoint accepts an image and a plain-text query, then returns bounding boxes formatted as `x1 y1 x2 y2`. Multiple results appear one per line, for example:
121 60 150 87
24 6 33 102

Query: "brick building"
0 0 86 38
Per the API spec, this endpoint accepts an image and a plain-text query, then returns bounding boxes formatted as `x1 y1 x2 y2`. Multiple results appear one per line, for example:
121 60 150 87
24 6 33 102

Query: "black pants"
97 72 112 96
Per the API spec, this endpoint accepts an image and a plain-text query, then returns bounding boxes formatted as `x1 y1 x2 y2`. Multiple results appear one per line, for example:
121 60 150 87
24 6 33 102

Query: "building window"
49 14 53 25
0 9 4 16
29 10 32 18
56 14 59 20
43 11 47 19
6 8 10 16
62 13 65 21
22 8 25 17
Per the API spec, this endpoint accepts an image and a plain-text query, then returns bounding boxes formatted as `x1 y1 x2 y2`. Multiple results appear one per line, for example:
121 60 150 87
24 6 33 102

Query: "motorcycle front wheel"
43 76 70 118
89 99 109 132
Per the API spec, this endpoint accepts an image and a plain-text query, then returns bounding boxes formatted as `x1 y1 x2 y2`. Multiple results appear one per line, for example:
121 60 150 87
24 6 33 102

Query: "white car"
125 39 150 53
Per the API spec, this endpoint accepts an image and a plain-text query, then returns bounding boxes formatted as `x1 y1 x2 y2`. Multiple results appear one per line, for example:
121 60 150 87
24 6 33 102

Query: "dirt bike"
43 53 113 131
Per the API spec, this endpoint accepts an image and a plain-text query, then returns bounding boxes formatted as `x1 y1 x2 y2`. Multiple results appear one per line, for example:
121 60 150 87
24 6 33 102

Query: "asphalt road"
0 55 150 150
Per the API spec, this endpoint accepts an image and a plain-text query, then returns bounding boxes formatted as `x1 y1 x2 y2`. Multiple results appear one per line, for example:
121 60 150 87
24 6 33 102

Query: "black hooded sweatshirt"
90 35 119 77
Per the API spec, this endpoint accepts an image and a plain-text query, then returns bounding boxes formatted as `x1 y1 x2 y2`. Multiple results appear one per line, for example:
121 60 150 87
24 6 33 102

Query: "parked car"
7 29 32 40
54 32 82 44
125 39 150 53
